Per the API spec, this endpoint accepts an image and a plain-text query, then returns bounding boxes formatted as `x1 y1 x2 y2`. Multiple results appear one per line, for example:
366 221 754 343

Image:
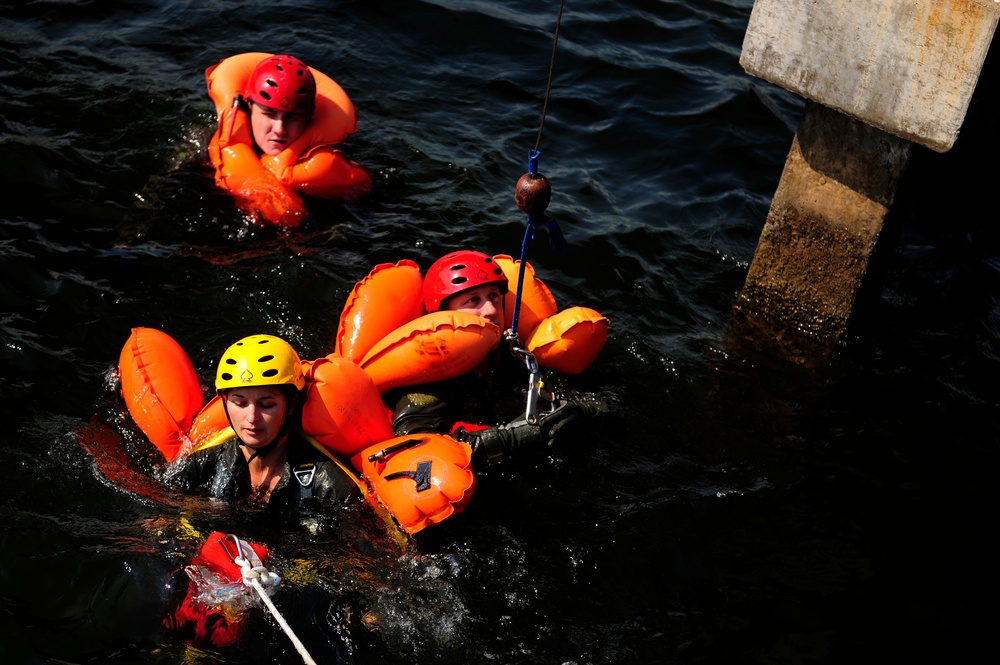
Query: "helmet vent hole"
452 277 468 285
258 354 275 363
262 369 279 378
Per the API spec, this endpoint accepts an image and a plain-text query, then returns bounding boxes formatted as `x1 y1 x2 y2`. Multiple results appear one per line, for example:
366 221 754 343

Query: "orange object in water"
335 260 425 364
526 306 610 375
165 531 271 648
300 354 395 459
359 311 501 393
118 327 204 463
186 396 233 450
205 52 372 226
352 434 476 534
493 254 558 341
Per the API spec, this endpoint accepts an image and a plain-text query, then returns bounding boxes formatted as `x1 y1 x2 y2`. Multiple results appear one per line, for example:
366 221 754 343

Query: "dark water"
2 0 998 663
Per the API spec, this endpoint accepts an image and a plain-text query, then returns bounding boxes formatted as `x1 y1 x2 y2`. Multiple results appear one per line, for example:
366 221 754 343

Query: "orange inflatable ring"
492 254 558 341
300 354 395 459
525 306 610 375
359 311 501 393
205 52 372 226
335 260 425 364
351 433 475 534
118 327 205 463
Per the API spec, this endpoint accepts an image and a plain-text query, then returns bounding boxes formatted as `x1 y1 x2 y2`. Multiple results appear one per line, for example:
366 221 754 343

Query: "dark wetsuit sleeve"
309 461 364 504
388 381 455 436
165 443 232 493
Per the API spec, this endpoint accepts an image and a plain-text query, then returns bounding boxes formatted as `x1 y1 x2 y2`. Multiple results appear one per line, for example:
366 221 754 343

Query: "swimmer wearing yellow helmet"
168 334 361 506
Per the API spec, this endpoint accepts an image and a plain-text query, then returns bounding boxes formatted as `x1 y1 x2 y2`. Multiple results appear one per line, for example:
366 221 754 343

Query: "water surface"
1 1 998 663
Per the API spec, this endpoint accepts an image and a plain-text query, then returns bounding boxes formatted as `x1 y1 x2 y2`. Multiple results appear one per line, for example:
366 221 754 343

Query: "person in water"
387 250 599 467
168 333 362 506
241 54 314 157
163 335 375 649
206 53 372 224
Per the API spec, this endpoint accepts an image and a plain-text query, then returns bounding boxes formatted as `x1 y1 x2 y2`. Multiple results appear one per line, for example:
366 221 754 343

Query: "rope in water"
245 577 317 665
230 534 318 665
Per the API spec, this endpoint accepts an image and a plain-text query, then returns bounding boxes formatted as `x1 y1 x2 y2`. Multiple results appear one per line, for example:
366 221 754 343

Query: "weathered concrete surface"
731 102 911 365
741 0 998 152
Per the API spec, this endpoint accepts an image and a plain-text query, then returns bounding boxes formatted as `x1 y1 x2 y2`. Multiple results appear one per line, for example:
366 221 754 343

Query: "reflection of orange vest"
205 52 372 226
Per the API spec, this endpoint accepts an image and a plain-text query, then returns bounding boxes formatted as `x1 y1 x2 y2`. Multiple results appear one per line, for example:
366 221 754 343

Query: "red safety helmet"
245 54 316 115
423 250 509 313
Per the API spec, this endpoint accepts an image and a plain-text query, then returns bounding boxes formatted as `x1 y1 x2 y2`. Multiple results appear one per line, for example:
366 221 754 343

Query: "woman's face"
444 284 505 328
224 385 288 449
249 103 309 156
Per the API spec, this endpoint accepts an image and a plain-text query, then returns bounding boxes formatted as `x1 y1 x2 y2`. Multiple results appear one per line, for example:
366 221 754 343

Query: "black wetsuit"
386 351 526 437
167 429 362 506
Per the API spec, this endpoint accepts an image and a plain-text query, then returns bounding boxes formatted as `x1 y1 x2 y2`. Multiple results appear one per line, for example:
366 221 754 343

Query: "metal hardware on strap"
510 344 555 425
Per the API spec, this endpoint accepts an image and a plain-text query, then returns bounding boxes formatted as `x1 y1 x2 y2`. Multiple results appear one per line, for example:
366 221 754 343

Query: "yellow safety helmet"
215 334 305 392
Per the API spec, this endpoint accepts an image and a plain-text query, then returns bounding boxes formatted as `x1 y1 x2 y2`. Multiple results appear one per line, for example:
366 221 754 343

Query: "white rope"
230 535 318 665
245 576 318 665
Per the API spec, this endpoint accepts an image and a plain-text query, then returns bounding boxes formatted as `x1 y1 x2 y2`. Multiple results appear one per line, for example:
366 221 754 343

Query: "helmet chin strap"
240 438 280 465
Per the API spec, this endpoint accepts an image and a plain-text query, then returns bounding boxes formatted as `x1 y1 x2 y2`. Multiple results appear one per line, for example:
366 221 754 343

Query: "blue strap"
508 150 569 341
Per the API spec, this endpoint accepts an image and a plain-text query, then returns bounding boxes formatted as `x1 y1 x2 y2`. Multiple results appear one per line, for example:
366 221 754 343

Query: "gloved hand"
537 398 595 445
461 399 596 466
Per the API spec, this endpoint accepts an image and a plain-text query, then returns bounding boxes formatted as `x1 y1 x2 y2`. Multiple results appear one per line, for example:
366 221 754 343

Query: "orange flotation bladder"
186 396 233 450
205 52 372 226
493 254 558 340
352 434 475 534
493 254 609 374
359 311 502 393
525 306 610 374
300 354 395 459
114 329 473 535
118 327 205 463
335 260 425 364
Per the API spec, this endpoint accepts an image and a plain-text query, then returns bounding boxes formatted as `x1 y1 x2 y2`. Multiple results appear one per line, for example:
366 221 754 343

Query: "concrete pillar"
732 0 998 364
731 102 910 363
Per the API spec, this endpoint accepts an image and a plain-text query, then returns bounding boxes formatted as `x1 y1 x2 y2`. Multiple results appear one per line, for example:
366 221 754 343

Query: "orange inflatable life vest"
493 254 609 374
119 327 205 463
525 306 609 374
332 256 610 386
335 260 425 364
352 433 476 534
299 353 396 459
205 52 372 226
115 327 473 534
359 311 502 394
493 254 558 341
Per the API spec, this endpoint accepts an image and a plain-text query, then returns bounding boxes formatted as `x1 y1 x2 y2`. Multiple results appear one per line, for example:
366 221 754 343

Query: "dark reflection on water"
1 0 998 663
